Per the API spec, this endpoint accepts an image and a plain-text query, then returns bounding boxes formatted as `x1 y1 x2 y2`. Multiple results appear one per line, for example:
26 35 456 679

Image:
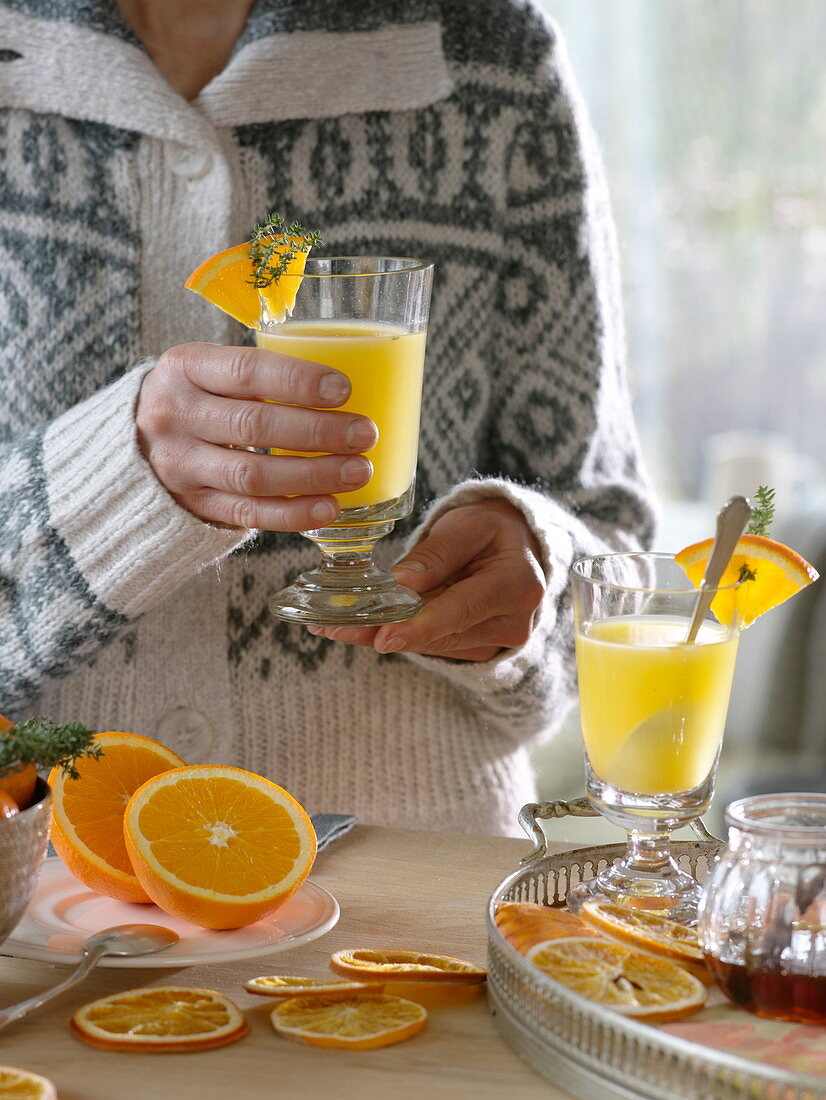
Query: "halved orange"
185 237 310 328
123 765 316 929
48 732 186 903
244 975 374 998
579 902 712 985
329 949 486 984
495 902 603 956
526 937 707 1022
675 533 818 627
71 986 248 1051
0 1065 57 1099
271 993 427 1050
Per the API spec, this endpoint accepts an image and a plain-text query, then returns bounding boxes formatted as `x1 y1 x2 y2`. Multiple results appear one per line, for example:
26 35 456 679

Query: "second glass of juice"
567 552 741 923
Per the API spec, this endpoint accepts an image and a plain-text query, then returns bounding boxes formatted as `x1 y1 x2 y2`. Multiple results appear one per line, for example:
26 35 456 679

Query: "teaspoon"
0 923 179 1032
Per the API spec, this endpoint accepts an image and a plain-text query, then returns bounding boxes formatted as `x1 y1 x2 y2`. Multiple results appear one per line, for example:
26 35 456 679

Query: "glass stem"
623 829 675 876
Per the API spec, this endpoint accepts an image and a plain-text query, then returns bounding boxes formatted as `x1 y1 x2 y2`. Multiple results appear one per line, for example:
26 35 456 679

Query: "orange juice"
576 616 739 795
256 320 426 509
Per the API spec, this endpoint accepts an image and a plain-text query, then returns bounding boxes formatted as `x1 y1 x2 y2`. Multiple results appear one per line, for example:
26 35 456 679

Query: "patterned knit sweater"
0 0 655 835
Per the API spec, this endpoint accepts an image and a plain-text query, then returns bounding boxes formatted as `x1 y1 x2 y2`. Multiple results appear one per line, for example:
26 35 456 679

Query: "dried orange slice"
185 237 309 328
271 993 426 1050
48 731 185 903
123 765 316 929
579 902 712 984
0 1065 57 1099
526 937 707 1022
71 986 248 1051
244 975 374 998
675 533 818 627
329 949 486 984
495 902 603 955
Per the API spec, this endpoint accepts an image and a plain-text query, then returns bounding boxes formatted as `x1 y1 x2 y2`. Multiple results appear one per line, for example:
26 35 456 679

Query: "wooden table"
0 826 576 1100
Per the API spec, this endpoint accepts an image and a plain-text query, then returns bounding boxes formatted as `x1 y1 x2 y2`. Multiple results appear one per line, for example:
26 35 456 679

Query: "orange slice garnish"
526 936 707 1022
244 976 375 998
675 533 818 627
579 902 713 985
185 237 310 328
71 986 249 1051
329 949 486 984
271 993 427 1050
0 1065 58 1099
48 731 186 903
123 765 316 929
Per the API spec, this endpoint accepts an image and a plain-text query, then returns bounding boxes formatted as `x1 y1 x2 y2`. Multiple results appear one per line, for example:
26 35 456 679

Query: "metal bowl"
0 778 51 943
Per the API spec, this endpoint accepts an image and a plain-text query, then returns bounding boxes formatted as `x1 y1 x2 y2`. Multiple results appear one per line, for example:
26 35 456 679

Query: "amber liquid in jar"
705 954 826 1025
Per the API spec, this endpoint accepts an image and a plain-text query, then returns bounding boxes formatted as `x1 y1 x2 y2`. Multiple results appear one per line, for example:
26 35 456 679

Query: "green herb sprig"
738 485 776 582
747 485 776 537
248 212 322 289
0 717 103 780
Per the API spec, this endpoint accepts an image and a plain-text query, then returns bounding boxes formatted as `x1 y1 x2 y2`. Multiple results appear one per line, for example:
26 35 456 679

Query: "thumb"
391 521 483 593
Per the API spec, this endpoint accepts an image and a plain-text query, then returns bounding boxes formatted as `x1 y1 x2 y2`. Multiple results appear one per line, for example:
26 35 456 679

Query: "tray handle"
518 798 723 865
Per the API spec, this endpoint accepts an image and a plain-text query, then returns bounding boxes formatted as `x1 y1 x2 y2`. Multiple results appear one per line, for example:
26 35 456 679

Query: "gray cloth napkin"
311 813 357 852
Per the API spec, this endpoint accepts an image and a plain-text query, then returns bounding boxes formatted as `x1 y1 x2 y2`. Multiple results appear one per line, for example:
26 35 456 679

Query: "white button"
156 706 214 761
167 145 214 180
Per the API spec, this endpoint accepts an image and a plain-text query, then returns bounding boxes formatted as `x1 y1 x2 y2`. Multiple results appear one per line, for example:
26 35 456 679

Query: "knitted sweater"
0 0 655 835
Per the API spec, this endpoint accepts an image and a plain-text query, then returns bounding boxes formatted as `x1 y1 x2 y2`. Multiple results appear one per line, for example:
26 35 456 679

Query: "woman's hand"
307 498 547 661
136 342 377 530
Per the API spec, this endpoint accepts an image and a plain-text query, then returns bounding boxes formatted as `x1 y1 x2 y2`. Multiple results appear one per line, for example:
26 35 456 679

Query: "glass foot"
566 856 704 926
269 561 422 626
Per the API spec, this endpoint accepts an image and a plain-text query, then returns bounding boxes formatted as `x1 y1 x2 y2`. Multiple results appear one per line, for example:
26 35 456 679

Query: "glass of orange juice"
256 257 433 625
566 552 742 923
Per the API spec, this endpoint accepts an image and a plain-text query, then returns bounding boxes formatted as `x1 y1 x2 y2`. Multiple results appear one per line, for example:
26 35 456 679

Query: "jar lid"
726 792 826 839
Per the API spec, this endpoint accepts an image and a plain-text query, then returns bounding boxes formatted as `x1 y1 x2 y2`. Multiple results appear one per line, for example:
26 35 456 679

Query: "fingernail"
311 500 337 525
393 558 426 573
318 373 350 403
306 625 322 635
376 636 406 654
331 627 360 643
345 418 378 450
340 457 372 485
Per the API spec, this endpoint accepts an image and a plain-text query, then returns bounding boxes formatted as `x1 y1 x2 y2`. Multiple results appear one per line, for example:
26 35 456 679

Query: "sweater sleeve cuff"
398 477 576 693
42 361 253 619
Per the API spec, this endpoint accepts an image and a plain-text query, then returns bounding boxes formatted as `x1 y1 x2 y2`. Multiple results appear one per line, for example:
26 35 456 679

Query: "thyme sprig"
747 485 776 538
739 485 776 582
1 717 103 780
248 212 322 289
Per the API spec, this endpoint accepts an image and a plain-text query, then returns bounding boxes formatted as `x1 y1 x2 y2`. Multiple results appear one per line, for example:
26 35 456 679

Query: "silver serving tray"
486 799 826 1100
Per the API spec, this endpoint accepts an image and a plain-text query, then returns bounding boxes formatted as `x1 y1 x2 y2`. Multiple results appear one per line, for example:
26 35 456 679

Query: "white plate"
2 858 340 967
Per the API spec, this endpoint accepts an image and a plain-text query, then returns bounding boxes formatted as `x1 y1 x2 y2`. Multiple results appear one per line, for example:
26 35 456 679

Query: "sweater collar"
0 2 452 148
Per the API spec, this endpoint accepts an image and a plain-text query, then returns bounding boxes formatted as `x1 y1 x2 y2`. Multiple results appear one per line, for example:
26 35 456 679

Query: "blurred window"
542 0 826 510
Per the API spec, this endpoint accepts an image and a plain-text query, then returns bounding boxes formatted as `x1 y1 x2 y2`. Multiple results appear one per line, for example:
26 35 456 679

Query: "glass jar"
698 793 826 1024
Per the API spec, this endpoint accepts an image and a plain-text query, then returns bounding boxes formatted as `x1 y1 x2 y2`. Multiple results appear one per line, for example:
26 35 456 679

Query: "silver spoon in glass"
684 494 753 643
0 923 179 1032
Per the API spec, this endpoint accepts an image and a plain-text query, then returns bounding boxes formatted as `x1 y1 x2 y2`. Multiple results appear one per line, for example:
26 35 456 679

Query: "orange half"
185 237 310 328
675 533 818 627
123 765 316 929
48 732 186 903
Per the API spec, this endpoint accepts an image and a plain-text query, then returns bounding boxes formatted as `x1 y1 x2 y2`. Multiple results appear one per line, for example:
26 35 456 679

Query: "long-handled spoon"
684 495 753 643
0 923 179 1032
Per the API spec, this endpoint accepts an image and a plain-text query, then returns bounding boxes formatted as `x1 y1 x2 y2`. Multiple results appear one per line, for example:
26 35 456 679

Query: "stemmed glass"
255 257 433 625
566 553 742 924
